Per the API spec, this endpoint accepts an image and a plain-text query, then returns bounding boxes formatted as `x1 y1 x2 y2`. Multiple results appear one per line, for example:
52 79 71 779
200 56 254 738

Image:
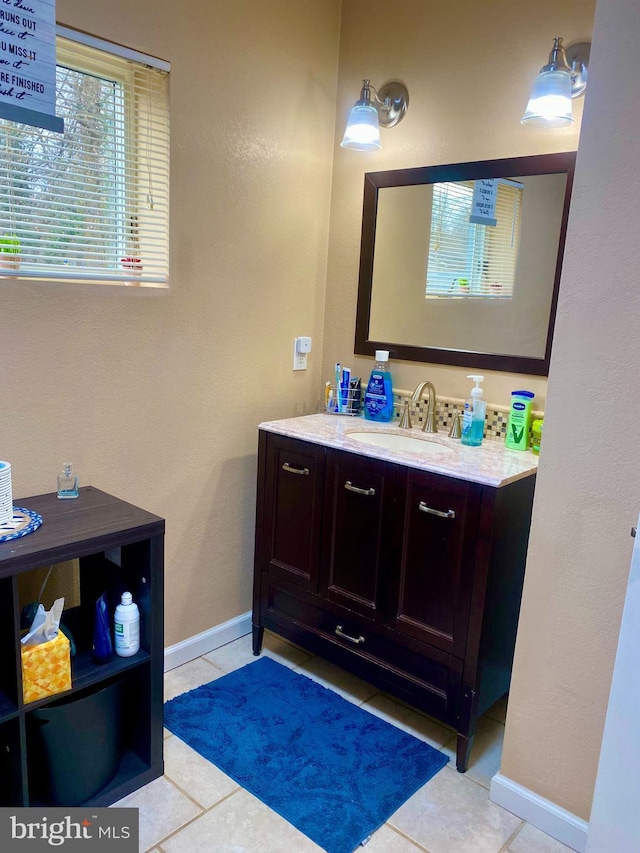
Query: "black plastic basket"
28 678 123 806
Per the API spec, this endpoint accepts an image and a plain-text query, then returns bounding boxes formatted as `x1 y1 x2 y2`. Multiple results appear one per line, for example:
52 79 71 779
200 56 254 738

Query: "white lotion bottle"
114 591 140 657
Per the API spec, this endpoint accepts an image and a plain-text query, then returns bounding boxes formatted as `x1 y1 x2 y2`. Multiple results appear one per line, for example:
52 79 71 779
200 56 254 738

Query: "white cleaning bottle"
461 375 486 447
114 591 140 657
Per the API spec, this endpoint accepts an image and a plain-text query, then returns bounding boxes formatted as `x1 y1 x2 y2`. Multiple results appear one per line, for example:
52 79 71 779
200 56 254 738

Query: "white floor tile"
389 765 522 853
361 824 430 852
112 776 201 852
203 631 311 673
293 655 379 704
161 788 323 853
508 821 575 852
164 734 238 808
164 657 224 702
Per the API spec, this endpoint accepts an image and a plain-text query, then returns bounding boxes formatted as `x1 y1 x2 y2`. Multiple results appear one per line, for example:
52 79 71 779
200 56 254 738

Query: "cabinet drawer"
261 573 462 725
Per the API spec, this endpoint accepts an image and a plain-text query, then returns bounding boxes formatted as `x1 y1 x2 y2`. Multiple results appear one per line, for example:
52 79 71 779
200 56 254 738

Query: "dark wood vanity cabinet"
252 430 535 772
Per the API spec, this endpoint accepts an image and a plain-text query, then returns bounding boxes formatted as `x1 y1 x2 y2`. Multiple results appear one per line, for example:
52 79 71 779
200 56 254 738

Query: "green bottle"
505 390 534 450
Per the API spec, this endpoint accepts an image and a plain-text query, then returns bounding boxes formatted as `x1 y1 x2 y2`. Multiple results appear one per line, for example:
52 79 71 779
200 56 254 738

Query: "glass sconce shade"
521 67 574 127
340 102 381 150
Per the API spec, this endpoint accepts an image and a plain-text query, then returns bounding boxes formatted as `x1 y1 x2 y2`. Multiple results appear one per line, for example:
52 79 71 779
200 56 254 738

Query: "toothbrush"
341 367 351 411
335 363 342 412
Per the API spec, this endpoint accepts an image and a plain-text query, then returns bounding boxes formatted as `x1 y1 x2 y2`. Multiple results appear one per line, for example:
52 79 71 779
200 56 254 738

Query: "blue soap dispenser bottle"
364 350 394 422
461 374 486 447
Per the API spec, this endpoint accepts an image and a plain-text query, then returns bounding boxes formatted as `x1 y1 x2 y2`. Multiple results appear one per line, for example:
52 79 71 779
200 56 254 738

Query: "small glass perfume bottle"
57 463 79 499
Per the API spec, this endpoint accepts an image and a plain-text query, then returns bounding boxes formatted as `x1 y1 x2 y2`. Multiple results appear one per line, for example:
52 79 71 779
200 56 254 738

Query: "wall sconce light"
340 79 409 151
521 38 590 127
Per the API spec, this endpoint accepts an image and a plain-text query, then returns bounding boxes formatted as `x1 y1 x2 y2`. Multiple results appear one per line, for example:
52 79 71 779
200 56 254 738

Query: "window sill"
0 275 170 294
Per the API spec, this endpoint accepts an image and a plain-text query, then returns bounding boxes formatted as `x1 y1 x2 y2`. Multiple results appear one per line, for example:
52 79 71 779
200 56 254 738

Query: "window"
425 179 522 299
0 29 170 286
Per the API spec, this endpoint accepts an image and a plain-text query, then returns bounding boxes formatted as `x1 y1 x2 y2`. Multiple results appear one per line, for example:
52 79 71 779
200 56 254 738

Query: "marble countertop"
258 413 538 488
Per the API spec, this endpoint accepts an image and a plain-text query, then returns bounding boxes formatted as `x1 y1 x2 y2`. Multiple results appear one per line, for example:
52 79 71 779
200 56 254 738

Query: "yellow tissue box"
21 632 72 704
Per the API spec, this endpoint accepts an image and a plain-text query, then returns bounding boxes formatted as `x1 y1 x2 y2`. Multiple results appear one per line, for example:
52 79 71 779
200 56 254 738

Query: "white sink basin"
346 430 454 456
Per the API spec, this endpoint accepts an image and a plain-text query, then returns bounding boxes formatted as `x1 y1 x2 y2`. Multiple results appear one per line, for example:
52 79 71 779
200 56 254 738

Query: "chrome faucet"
398 380 438 433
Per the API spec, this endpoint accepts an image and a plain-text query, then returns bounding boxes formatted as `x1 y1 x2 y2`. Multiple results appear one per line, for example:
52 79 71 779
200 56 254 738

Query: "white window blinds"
0 32 170 286
426 180 522 298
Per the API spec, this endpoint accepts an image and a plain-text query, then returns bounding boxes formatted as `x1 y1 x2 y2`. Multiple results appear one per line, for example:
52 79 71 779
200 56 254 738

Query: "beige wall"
370 184 432 340
324 0 593 407
0 0 341 646
503 0 640 820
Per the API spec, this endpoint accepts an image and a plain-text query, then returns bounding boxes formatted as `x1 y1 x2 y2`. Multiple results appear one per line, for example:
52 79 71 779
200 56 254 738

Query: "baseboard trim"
164 611 252 672
490 773 588 853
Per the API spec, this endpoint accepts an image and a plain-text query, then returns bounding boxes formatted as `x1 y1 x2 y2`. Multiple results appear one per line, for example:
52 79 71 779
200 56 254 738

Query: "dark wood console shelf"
252 431 535 772
0 486 164 807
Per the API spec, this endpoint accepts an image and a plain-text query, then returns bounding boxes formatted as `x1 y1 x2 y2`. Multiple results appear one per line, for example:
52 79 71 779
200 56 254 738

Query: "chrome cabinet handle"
344 480 375 496
282 462 310 476
335 625 365 645
419 501 455 519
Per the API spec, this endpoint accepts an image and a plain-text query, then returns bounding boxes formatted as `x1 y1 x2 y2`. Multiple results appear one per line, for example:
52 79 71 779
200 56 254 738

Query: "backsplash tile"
391 391 543 443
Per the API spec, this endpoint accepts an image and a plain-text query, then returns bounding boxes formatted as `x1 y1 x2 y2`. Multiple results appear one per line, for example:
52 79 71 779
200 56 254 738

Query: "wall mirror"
354 152 576 375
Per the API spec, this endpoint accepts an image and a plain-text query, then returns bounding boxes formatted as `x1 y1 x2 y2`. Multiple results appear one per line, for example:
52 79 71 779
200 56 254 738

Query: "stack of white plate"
0 461 13 525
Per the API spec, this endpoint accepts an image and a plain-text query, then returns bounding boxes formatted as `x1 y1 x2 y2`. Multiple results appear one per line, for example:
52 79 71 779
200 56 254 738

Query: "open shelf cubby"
0 486 165 807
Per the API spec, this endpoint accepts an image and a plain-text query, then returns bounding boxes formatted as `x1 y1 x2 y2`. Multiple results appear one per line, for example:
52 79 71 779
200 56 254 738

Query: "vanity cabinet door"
319 449 395 621
389 468 482 658
259 433 325 593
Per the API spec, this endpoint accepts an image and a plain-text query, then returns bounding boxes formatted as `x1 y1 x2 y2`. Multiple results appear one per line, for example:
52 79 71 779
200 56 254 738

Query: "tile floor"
114 632 573 853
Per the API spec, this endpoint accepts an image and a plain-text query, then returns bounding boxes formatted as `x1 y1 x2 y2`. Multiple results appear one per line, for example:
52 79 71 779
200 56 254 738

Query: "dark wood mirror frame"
354 152 576 376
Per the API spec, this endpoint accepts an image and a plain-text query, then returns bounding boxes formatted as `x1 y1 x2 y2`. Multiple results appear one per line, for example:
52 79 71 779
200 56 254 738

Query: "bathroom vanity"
252 414 537 772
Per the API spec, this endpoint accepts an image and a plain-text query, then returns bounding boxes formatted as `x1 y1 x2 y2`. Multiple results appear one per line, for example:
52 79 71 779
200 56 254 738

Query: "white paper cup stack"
0 461 13 525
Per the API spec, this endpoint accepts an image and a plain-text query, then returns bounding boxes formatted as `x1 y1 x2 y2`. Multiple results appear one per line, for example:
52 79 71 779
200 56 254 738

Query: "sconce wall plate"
376 81 409 127
566 41 590 97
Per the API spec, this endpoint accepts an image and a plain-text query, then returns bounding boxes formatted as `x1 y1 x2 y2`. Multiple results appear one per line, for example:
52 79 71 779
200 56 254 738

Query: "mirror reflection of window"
426 180 523 299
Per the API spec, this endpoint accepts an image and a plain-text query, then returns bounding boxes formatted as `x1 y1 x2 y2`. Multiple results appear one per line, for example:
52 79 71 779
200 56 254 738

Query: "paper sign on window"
0 0 63 132
469 179 497 227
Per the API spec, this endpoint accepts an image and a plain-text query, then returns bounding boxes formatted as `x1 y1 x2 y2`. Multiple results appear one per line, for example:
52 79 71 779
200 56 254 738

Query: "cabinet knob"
419 501 455 519
335 625 365 645
344 481 376 497
282 462 310 476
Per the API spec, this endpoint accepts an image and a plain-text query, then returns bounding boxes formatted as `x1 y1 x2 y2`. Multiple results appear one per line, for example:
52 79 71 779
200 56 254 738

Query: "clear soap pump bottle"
461 375 486 447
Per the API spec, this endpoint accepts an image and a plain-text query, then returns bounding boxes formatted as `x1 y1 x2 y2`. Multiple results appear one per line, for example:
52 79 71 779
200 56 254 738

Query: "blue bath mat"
164 656 448 853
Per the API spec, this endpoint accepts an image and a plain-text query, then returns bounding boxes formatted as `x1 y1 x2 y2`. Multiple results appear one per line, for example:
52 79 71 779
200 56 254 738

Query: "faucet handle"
398 400 412 430
448 413 463 439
